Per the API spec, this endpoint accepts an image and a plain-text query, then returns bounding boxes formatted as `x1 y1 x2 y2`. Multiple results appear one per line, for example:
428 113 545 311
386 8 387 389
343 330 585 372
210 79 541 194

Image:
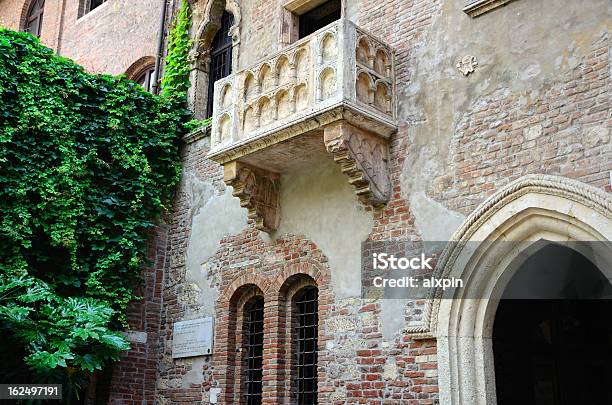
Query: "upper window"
80 0 108 17
135 66 156 93
25 0 45 38
206 11 234 118
298 0 341 39
293 286 318 405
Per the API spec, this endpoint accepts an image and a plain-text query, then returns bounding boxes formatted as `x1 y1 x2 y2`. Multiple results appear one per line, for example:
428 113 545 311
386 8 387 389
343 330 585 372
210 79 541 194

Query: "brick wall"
58 0 162 75
0 0 162 75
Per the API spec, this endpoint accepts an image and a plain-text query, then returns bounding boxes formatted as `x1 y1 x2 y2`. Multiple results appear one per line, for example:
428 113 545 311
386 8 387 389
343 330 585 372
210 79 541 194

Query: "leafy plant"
160 0 192 100
185 117 212 133
0 29 189 394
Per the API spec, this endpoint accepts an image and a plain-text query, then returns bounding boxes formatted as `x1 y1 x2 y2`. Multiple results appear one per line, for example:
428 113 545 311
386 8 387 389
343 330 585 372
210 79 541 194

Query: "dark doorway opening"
298 0 341 39
493 244 612 405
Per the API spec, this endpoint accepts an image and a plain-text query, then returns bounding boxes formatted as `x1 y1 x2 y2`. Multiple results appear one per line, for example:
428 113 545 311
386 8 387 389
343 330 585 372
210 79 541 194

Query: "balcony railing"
207 18 397 162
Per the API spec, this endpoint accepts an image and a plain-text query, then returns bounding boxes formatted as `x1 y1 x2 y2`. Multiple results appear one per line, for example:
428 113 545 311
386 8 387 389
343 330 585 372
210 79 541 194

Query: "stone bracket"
323 121 391 207
224 161 280 232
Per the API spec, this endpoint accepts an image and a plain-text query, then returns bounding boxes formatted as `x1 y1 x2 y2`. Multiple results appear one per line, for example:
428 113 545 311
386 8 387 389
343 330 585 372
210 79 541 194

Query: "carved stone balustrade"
207 19 397 232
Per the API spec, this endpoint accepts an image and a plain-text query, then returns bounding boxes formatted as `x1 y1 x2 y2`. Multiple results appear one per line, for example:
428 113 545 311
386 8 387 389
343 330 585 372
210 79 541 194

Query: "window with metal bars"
25 0 45 38
243 296 264 405
294 286 318 405
206 11 234 118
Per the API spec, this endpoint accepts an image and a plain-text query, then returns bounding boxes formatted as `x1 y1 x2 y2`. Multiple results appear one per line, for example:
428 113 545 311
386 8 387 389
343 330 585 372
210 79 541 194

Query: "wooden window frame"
281 0 345 45
25 0 45 38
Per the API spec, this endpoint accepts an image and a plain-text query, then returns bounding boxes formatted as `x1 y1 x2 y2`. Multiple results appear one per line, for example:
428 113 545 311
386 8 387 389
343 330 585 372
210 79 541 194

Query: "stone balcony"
207 19 397 232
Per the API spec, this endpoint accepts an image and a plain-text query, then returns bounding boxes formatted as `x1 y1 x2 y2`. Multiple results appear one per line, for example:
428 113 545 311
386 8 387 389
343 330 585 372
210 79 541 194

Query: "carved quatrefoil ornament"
456 55 478 76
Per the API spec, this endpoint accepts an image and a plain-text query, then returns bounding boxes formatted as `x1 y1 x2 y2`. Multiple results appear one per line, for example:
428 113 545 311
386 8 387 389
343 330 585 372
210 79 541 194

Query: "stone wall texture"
0 0 162 75
2 0 611 404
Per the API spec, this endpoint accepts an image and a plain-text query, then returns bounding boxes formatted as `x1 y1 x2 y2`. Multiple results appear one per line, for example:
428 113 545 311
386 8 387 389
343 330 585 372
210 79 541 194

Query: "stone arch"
356 70 374 104
124 56 156 80
188 0 242 118
318 67 336 101
218 270 272 305
356 36 373 68
258 96 274 126
272 261 331 404
194 0 241 53
215 275 269 405
19 0 36 31
374 80 391 113
275 89 292 119
426 174 612 405
374 48 391 77
319 31 338 63
243 71 257 100
257 63 275 92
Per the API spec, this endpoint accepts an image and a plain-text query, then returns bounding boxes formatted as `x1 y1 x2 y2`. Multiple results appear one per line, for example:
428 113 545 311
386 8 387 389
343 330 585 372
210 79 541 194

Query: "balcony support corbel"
323 121 391 207
224 161 280 232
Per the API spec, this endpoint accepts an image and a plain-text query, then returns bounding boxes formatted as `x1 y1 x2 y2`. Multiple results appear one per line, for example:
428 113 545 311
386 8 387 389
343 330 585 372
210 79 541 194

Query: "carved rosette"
224 161 280 232
323 121 391 207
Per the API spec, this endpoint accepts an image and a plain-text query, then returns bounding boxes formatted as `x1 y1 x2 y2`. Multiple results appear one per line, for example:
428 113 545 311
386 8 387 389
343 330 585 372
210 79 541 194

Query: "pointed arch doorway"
430 175 612 404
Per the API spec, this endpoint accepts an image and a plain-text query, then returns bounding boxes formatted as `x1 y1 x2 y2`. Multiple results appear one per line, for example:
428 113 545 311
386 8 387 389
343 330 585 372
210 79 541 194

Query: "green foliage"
0 29 189 388
160 0 192 100
184 117 212 133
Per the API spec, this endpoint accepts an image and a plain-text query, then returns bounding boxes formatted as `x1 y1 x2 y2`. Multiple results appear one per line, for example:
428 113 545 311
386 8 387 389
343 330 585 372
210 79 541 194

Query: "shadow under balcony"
206 18 397 232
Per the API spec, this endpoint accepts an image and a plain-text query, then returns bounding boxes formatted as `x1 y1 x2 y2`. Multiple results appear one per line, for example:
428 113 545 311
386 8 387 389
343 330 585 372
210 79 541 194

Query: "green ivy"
0 29 190 394
160 0 192 100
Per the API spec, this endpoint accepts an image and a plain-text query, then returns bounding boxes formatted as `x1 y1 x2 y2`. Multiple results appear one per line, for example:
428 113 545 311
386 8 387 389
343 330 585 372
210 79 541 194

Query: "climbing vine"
160 0 192 100
0 28 189 396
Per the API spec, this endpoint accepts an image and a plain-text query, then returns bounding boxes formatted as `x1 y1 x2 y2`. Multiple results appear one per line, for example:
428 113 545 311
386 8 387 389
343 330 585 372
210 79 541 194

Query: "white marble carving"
208 19 397 162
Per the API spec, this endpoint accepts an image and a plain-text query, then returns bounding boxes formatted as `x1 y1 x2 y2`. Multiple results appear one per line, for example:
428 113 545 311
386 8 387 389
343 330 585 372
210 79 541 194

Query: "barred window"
25 0 45 38
294 286 318 405
206 11 234 118
243 296 264 405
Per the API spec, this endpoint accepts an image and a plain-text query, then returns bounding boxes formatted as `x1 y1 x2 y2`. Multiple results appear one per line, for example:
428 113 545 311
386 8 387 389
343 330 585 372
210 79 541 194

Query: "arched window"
243 296 264 405
293 286 318 405
206 11 234 118
25 0 45 38
135 66 156 93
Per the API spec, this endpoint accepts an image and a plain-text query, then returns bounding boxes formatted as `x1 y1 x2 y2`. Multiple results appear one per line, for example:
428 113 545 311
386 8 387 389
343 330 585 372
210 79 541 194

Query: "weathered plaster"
183 172 248 316
274 157 373 298
399 0 609 233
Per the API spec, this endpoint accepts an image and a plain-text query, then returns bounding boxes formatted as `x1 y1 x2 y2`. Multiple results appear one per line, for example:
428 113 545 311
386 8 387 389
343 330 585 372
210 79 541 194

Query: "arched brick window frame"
215 272 271 405
273 262 332 405
20 0 45 38
125 56 157 92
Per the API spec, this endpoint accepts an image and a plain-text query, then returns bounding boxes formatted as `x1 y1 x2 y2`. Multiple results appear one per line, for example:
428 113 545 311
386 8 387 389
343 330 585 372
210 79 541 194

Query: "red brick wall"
0 0 162 75
58 0 162 75
0 0 63 50
106 225 168 404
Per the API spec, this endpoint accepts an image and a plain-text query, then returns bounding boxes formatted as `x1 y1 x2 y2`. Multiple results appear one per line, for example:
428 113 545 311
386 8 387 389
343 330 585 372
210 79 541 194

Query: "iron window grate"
295 286 318 405
244 296 264 405
206 11 234 118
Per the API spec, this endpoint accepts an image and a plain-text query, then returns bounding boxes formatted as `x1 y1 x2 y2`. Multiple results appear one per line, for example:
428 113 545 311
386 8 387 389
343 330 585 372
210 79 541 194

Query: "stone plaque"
172 317 214 358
